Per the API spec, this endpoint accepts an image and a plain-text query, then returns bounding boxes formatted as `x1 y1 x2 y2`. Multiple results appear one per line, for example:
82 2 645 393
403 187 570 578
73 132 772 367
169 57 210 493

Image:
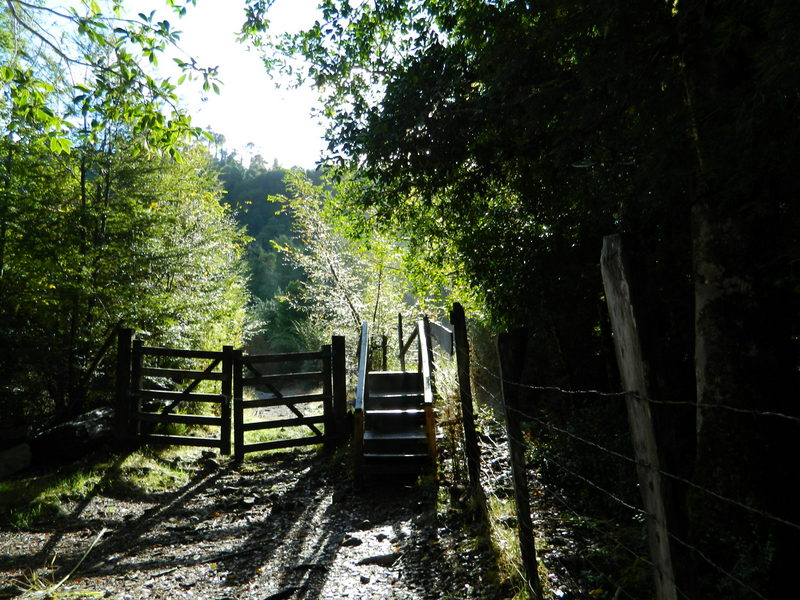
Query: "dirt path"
0 449 509 600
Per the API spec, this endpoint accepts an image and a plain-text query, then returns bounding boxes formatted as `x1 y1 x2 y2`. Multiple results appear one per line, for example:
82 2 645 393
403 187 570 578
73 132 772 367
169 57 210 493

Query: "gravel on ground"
0 447 511 600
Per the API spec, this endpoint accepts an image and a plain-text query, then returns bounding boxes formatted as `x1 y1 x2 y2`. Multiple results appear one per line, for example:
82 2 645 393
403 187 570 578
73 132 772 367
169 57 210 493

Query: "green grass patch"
0 446 194 530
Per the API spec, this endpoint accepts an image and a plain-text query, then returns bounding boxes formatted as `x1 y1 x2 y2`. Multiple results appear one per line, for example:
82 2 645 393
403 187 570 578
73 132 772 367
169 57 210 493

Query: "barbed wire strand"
473 359 800 425
471 358 800 533
477 432 641 599
518 431 769 600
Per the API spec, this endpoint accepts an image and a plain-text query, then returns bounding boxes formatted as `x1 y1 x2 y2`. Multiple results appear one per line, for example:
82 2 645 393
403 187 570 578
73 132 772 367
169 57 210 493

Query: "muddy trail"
0 449 509 599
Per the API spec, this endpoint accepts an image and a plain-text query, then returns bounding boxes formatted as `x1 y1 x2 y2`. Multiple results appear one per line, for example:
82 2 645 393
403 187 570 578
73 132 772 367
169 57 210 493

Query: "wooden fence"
115 330 347 458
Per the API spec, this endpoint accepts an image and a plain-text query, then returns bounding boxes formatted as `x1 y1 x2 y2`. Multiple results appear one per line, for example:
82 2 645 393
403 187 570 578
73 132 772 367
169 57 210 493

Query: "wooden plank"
137 389 225 403
241 371 323 385
139 434 221 448
243 350 327 364
140 346 223 360
498 330 543 600
136 412 222 426
140 367 226 381
241 394 327 410
241 415 325 432
601 234 677 600
355 322 369 412
419 318 434 405
243 435 328 453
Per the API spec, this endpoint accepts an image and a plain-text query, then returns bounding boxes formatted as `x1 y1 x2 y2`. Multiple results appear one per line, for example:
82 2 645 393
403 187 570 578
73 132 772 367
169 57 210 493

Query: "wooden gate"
115 330 346 458
233 336 346 460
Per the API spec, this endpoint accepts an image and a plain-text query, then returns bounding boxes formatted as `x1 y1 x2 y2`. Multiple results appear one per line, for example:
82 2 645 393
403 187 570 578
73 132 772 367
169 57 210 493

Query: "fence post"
497 329 543 600
380 335 388 371
450 303 483 502
322 343 334 449
332 335 347 443
601 234 677 600
233 348 244 460
220 346 233 456
114 328 134 445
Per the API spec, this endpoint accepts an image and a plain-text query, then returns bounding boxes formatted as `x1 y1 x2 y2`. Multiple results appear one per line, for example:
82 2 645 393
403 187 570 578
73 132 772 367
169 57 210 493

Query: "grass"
0 446 194 530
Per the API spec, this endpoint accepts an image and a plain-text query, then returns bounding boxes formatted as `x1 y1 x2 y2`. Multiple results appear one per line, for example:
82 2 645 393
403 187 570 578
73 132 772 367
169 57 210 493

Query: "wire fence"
434 332 797 600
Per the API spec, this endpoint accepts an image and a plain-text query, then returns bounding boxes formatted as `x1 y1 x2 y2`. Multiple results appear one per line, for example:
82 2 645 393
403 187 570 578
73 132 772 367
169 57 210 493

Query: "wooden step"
363 429 429 454
365 408 425 432
366 371 423 395
359 452 432 477
366 392 423 410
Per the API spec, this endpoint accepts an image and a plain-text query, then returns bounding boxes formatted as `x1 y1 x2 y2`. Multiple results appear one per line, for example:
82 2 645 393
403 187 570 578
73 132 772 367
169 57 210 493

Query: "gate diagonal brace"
160 358 222 417
242 359 323 438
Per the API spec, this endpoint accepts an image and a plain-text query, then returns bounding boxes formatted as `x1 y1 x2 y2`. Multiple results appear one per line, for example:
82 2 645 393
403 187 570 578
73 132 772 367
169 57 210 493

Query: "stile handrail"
418 318 434 405
355 321 369 412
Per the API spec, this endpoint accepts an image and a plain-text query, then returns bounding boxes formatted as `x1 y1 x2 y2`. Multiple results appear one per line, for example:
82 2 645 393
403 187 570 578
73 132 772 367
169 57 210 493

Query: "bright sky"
137 0 326 169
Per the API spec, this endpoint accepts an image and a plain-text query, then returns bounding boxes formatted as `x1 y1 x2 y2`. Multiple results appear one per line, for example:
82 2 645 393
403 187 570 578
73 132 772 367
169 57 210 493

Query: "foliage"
1 0 218 159
0 2 252 428
213 155 321 303
270 170 471 346
0 133 250 424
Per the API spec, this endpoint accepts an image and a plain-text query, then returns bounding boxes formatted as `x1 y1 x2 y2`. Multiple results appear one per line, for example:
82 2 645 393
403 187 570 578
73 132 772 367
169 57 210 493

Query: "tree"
1 0 219 159
0 132 250 423
273 170 410 341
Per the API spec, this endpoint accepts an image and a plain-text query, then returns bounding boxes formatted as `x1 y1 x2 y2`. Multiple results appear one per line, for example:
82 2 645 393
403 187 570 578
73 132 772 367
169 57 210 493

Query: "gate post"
332 335 347 443
114 328 134 445
221 346 233 456
321 343 334 448
130 339 143 437
233 348 244 460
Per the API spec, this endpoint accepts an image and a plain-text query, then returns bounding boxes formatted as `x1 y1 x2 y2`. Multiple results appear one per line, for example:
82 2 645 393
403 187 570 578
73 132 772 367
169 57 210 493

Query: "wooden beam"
601 234 677 600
